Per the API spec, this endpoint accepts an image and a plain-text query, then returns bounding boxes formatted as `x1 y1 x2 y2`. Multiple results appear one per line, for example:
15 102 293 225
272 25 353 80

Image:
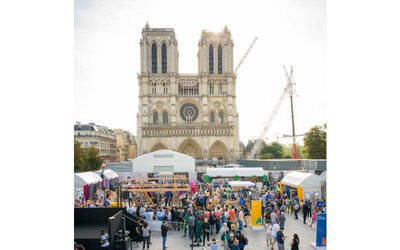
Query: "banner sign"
316 213 327 246
251 200 262 226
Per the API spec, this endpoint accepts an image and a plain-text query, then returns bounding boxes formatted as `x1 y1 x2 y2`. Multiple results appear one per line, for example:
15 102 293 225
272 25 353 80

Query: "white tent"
74 171 103 199
320 171 327 180
94 169 119 180
281 172 322 189
129 150 197 181
280 172 322 202
206 167 267 177
228 181 256 187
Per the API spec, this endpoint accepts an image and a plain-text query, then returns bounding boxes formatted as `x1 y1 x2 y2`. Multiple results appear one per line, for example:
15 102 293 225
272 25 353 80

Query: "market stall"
94 169 119 189
280 172 322 203
74 171 103 200
205 167 268 182
228 181 256 190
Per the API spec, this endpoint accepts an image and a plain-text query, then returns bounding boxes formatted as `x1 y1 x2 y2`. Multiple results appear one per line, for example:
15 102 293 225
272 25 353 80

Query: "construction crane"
234 37 257 76
247 65 295 159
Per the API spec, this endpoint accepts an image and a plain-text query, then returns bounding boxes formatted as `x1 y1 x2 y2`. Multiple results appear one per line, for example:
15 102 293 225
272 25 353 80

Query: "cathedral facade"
136 24 240 162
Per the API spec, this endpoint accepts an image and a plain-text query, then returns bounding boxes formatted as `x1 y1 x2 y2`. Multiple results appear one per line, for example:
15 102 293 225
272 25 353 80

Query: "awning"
206 167 267 177
319 171 327 180
280 172 322 189
94 169 119 180
228 181 255 187
74 171 102 186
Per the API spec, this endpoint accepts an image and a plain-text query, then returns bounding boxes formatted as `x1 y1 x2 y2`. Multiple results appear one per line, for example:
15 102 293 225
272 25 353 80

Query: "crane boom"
234 37 257 75
247 67 294 159
247 82 292 159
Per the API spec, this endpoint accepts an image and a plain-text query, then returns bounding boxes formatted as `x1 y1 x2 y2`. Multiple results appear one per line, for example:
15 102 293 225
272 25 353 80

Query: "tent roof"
75 171 102 185
280 172 322 188
320 171 327 179
206 167 267 177
94 169 118 179
228 181 255 187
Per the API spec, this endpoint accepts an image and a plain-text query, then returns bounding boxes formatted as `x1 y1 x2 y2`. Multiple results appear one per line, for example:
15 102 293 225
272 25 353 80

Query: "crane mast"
247 66 297 159
247 66 295 159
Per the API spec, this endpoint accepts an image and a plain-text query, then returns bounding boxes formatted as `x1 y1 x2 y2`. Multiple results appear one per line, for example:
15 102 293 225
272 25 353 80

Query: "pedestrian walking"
202 218 211 247
195 218 202 245
293 202 299 220
302 200 308 224
271 223 280 250
279 212 286 228
141 222 150 249
276 227 287 250
310 208 317 228
290 233 300 250
265 224 273 247
161 219 169 250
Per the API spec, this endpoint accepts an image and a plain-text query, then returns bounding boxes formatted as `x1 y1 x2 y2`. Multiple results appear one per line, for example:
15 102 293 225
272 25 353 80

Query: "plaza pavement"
136 211 325 250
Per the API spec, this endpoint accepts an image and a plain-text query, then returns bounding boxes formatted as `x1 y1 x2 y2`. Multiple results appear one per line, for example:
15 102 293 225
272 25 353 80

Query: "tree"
85 146 103 171
74 140 103 172
74 139 87 172
303 124 327 159
260 142 285 159
282 144 305 159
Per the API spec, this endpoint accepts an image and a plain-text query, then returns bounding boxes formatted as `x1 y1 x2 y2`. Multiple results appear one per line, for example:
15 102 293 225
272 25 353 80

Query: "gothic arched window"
209 45 214 74
151 43 157 73
162 43 167 73
218 44 222 74
219 111 224 123
210 111 215 124
153 111 158 125
162 111 168 125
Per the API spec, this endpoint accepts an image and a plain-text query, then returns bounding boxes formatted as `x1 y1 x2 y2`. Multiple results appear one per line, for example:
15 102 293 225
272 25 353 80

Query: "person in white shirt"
271 223 280 250
128 205 136 215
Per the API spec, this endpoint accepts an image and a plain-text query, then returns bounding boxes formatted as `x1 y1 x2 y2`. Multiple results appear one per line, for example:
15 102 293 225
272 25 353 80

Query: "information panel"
251 200 262 226
316 213 327 246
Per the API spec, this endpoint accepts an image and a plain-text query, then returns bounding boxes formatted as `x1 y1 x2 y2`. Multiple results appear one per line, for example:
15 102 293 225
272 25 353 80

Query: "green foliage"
74 139 87 172
86 146 103 171
74 140 103 172
260 141 284 159
260 153 274 159
303 124 327 159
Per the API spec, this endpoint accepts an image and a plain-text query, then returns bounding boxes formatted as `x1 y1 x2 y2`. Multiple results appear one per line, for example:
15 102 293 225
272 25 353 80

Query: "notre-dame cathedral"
136 23 240 162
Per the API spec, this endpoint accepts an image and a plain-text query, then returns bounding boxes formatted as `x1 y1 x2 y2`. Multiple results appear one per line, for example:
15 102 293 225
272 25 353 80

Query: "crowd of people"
74 176 326 250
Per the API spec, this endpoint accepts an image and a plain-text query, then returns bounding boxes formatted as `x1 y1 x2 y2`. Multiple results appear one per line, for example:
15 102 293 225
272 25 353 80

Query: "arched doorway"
208 140 228 159
177 138 203 159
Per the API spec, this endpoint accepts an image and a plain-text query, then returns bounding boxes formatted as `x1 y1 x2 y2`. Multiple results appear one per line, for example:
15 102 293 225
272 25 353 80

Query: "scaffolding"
120 175 190 206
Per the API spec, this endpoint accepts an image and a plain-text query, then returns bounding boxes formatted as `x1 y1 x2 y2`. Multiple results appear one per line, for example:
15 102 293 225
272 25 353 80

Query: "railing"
142 124 234 137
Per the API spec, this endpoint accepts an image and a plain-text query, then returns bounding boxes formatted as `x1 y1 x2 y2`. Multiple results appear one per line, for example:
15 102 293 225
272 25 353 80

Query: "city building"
114 129 137 162
128 133 137 159
136 23 240 162
74 122 117 162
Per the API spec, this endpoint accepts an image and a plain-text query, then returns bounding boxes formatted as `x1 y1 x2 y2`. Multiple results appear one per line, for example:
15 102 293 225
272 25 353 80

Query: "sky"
75 0 326 146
